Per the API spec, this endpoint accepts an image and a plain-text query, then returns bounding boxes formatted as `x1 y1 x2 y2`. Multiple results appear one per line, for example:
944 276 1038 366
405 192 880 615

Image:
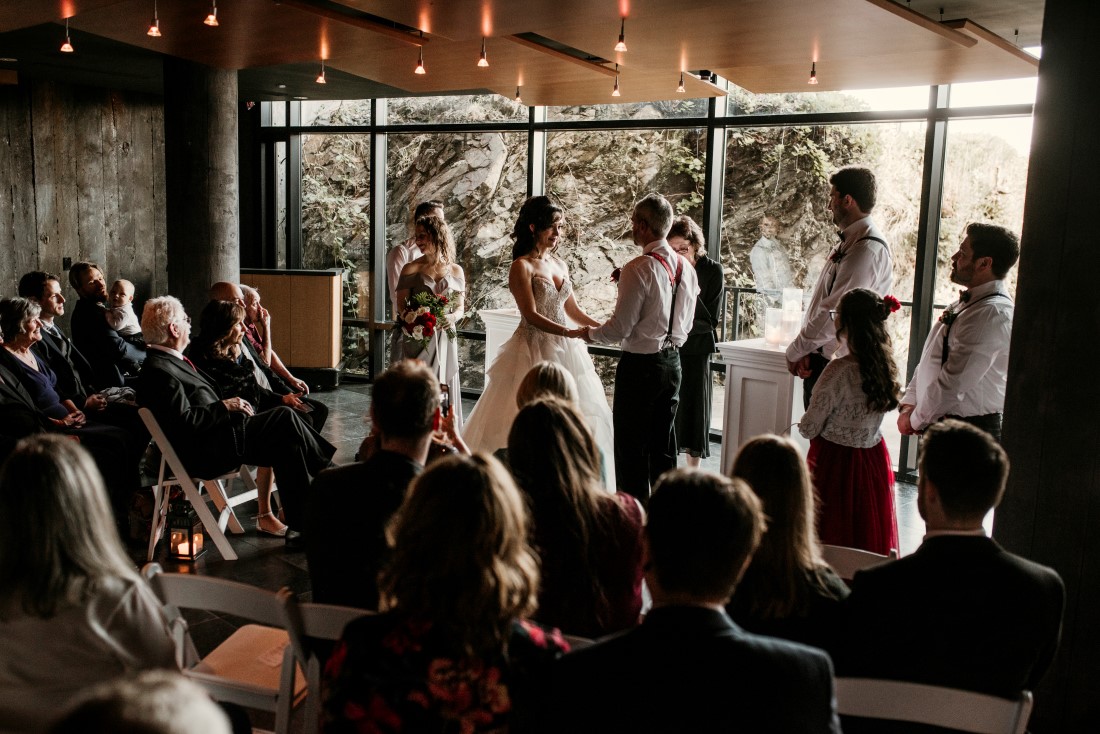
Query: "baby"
105 279 142 338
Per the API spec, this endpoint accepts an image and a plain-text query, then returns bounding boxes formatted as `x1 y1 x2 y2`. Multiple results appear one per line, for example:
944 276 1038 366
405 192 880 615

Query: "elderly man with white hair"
136 296 335 548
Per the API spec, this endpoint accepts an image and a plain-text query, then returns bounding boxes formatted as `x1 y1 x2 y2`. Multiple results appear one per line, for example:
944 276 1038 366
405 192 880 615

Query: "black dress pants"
802 352 831 410
614 348 681 505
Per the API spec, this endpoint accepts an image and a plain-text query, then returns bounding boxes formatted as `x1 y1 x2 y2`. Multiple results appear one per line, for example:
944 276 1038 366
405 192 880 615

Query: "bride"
463 196 616 489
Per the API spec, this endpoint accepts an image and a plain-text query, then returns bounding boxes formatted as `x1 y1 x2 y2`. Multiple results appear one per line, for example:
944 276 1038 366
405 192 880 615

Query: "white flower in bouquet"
404 311 417 324
412 325 424 340
416 306 429 316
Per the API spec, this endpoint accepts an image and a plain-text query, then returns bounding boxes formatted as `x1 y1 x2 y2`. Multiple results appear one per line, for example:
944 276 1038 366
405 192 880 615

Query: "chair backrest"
562 634 594 651
835 678 1033 734
143 562 287 629
822 544 899 581
139 407 192 484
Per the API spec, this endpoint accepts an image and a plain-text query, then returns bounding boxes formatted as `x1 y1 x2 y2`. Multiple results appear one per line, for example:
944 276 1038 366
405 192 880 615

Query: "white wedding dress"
463 275 616 489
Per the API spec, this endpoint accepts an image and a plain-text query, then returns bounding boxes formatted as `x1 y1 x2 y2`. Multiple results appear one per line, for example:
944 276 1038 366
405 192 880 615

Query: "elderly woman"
668 215 725 467
323 454 567 733
0 436 176 731
0 297 141 526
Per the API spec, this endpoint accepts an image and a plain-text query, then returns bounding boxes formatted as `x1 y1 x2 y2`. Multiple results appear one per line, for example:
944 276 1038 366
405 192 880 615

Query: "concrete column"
162 58 239 318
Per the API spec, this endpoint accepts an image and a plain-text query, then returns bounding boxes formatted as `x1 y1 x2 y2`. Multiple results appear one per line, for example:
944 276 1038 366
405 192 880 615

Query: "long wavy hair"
0 435 139 619
514 361 579 409
379 454 539 657
194 300 246 362
837 288 900 412
730 435 839 618
507 398 613 629
416 214 456 266
511 196 562 260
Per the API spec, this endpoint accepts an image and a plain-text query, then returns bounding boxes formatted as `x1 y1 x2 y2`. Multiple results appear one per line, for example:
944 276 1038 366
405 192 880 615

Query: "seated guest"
322 454 568 733
137 296 336 548
0 298 141 524
19 270 95 400
69 261 146 388
552 469 841 734
838 420 1064 722
104 279 146 380
0 436 177 732
209 282 327 430
51 671 232 734
240 284 312 395
726 435 849 651
508 398 644 638
189 300 319 537
306 360 440 609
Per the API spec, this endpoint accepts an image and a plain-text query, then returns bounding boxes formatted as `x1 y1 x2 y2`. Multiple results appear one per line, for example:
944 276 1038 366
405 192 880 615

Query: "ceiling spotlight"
677 72 685 94
204 1 219 27
60 18 74 53
514 85 522 103
478 37 489 68
415 31 426 74
808 61 819 85
316 60 327 84
614 17 627 53
612 63 621 97
147 1 161 37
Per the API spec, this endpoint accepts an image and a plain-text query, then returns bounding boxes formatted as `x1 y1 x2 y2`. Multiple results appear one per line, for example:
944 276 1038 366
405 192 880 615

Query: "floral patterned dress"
322 614 568 734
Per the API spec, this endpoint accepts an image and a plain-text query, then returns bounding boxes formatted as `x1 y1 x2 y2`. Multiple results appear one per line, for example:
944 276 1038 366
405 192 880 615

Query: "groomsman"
898 223 1018 442
787 166 893 408
583 193 699 502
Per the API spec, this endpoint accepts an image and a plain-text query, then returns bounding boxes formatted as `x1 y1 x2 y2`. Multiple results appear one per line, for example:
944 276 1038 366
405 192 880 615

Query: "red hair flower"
883 295 901 313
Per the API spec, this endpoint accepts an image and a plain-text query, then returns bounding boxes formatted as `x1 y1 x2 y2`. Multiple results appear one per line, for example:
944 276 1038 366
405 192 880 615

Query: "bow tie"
836 231 845 243
960 290 972 303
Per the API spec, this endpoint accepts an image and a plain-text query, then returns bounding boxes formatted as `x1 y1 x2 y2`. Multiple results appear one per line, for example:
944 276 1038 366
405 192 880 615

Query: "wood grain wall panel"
2 80 165 329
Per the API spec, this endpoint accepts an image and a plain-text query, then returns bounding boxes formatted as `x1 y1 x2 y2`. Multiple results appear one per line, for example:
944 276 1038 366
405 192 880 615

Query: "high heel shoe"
255 511 288 537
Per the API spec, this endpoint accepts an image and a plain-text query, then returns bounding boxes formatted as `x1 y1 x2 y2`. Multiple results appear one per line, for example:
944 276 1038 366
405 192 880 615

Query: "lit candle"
178 541 190 556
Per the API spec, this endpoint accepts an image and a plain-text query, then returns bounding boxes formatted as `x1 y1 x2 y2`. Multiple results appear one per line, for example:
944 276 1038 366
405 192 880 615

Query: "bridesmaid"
393 214 466 428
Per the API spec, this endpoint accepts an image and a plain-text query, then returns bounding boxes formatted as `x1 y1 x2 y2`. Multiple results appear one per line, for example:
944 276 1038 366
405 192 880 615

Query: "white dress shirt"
386 238 422 313
799 356 886 448
589 240 700 354
787 216 893 361
902 279 1014 430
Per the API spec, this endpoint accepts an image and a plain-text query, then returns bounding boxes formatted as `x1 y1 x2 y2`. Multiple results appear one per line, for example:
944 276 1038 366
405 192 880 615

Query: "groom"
583 193 700 503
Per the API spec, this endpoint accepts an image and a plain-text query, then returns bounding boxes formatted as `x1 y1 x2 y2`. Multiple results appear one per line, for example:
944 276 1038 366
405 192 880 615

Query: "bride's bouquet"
398 291 457 350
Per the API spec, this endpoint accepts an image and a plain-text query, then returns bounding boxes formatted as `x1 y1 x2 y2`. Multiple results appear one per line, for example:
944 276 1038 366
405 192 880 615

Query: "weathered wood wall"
0 80 166 327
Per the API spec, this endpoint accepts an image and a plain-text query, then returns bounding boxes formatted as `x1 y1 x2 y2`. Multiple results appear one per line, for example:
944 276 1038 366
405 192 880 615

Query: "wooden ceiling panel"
0 0 125 34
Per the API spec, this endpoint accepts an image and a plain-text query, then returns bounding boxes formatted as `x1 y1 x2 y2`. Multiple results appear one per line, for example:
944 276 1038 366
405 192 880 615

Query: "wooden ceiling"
0 0 1042 105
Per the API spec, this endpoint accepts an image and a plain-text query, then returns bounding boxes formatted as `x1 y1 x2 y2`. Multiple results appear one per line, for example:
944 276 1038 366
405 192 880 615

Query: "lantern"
168 499 206 561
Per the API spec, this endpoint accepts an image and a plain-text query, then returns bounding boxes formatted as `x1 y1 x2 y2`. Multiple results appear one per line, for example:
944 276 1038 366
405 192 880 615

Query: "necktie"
182 356 198 371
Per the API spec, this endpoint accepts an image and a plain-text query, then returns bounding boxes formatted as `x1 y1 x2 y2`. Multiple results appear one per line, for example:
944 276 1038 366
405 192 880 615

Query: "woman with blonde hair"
323 454 567 733
0 435 176 731
508 398 644 638
724 434 848 651
393 213 466 429
514 360 578 409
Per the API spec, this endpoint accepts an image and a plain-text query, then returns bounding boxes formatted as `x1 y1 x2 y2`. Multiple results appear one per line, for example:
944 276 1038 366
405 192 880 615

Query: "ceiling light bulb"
147 1 161 36
60 19 74 53
415 31 426 74
612 65 621 97
204 2 219 27
316 60 326 84
808 61 818 85
614 17 627 53
514 86 522 103
677 72 685 94
478 38 489 67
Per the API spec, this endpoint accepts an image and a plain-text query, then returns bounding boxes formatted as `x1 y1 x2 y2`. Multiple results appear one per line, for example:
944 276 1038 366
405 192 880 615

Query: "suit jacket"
680 254 725 355
0 361 52 454
71 298 146 389
838 535 1064 700
32 325 95 401
304 450 421 610
551 606 841 733
136 348 243 476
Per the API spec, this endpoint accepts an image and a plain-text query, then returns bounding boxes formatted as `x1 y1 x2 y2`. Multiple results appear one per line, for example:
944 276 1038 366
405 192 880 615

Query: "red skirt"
808 436 899 555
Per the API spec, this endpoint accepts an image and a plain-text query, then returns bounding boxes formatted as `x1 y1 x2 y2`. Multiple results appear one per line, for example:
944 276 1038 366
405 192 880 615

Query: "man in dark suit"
137 296 335 547
551 469 841 734
838 420 1064 709
305 360 439 609
69 261 146 389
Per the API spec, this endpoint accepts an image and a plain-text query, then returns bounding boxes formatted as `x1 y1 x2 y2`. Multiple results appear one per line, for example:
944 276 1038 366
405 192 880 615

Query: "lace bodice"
521 275 570 329
799 357 886 448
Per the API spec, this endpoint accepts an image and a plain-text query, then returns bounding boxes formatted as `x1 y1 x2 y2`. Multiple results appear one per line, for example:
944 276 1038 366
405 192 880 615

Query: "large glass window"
548 98 708 122
388 95 528 125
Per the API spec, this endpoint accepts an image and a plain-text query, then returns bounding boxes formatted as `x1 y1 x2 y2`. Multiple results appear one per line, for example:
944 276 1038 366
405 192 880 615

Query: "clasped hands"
562 326 594 343
786 355 813 378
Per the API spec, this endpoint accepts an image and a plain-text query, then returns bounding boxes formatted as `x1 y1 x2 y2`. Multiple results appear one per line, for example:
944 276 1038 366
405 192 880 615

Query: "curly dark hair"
511 196 562 260
194 300 246 362
837 288 900 412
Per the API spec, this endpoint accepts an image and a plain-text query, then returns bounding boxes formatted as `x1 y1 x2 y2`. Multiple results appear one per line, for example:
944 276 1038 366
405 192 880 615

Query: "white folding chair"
821 544 899 581
143 563 306 733
835 678 1033 734
282 598 374 734
140 407 275 561
562 634 595 651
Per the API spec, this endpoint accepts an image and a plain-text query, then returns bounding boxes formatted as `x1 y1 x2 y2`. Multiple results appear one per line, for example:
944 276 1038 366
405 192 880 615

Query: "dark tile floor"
133 382 924 657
